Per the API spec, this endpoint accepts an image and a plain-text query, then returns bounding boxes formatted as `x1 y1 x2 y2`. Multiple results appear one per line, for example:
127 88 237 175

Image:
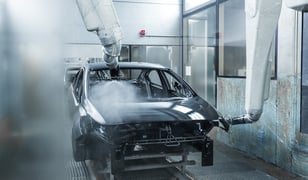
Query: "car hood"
87 97 220 125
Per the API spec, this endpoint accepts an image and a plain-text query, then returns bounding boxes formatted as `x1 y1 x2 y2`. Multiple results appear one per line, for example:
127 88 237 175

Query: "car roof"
87 61 167 70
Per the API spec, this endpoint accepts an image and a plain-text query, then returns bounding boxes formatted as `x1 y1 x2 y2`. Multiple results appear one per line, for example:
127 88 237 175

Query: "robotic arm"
76 0 122 70
226 0 308 126
230 0 282 124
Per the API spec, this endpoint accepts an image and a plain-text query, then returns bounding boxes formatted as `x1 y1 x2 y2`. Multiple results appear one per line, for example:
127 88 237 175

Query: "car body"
69 62 226 174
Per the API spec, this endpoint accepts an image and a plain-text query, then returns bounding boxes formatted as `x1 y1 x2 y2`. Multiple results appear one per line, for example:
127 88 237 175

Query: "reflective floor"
67 140 306 180
183 141 306 180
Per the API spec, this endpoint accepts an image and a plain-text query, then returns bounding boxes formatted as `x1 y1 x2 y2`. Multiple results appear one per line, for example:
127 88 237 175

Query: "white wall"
65 0 182 58
114 0 181 45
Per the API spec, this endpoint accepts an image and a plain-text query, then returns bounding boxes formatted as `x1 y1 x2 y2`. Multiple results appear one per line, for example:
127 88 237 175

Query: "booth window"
183 4 217 106
301 12 308 134
217 0 277 78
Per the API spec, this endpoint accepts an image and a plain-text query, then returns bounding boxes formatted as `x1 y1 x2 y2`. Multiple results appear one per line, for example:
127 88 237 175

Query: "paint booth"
0 0 308 179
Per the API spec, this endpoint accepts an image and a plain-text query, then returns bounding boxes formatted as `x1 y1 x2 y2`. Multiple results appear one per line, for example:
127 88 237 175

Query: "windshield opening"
88 68 194 101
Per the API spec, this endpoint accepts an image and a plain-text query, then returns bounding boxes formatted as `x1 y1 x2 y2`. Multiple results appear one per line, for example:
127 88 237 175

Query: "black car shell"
69 62 224 173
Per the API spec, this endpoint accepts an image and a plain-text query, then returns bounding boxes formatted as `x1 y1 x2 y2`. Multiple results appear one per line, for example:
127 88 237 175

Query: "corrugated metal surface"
66 160 91 180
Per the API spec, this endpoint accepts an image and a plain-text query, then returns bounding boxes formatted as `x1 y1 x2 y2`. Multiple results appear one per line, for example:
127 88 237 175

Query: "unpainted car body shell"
69 62 221 173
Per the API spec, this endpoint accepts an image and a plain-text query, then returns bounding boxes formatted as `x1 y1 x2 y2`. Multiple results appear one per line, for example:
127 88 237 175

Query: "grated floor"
67 160 91 180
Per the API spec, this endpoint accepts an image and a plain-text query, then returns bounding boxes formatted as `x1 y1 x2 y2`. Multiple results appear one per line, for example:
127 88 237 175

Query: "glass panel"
218 0 246 77
183 5 216 106
131 45 146 62
131 45 181 75
146 46 173 68
301 12 308 133
184 0 213 11
119 45 129 62
218 0 276 78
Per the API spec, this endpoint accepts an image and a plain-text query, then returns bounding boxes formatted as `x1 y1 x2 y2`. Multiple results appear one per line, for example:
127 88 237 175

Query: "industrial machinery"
229 0 308 125
76 0 122 70
72 0 308 177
